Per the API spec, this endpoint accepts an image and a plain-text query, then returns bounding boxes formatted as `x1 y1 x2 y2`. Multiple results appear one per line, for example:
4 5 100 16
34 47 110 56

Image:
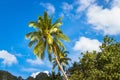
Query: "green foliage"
2 36 120 80
35 72 49 80
17 76 23 80
25 11 69 61
49 71 63 80
68 36 120 80
0 70 64 80
52 48 71 72
26 71 63 80
0 70 18 80
27 76 34 80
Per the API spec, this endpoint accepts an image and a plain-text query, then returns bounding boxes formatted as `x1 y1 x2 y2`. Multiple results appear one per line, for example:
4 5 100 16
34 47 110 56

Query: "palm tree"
25 12 70 80
52 48 71 72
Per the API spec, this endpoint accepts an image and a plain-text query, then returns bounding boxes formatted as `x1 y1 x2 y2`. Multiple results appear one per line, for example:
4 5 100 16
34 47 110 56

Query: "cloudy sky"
0 0 120 78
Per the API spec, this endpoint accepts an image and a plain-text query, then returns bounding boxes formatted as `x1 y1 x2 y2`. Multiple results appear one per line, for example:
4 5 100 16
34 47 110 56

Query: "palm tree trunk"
53 46 69 80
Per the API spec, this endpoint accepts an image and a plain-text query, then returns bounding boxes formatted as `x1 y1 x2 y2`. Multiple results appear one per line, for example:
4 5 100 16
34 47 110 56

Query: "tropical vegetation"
68 36 120 80
1 36 120 80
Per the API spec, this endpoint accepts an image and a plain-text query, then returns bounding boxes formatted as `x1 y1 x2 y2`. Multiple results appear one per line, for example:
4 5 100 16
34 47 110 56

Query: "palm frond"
53 42 64 57
33 40 45 59
52 22 62 28
25 32 40 40
48 53 52 62
52 17 63 27
29 22 37 27
47 44 53 61
53 62 57 69
38 16 44 30
44 12 49 23
40 40 46 60
28 39 37 47
54 38 65 49
57 33 70 42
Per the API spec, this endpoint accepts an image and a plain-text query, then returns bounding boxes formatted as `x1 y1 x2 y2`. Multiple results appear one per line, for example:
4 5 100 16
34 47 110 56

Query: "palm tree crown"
26 11 69 61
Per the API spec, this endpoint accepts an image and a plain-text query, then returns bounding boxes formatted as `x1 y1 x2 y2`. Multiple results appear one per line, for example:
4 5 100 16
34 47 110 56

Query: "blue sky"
0 0 120 78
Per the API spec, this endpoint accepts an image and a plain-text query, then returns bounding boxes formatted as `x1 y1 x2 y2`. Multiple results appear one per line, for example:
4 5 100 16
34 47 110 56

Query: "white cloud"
43 71 49 75
61 0 95 20
87 0 120 35
0 50 17 66
31 72 40 78
75 0 95 13
112 0 120 8
62 2 73 12
61 2 74 19
40 3 55 15
27 58 44 66
105 0 110 3
73 37 101 52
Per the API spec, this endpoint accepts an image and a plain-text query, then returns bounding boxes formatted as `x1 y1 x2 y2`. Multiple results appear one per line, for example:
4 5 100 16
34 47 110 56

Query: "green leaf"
47 45 53 61
29 22 37 27
54 38 65 49
28 39 37 47
52 22 62 28
57 33 70 42
53 17 63 26
44 12 48 23
25 32 39 39
33 40 45 58
48 45 53 54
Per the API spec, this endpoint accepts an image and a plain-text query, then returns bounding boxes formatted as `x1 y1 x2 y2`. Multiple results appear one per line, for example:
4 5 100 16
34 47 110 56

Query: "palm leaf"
48 53 52 62
33 40 45 59
47 44 53 61
25 32 40 40
54 38 65 49
57 33 70 42
52 22 62 28
28 39 37 47
40 40 46 60
53 42 64 57
53 61 57 69
44 12 49 23
52 17 63 27
29 22 36 27
38 16 44 30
